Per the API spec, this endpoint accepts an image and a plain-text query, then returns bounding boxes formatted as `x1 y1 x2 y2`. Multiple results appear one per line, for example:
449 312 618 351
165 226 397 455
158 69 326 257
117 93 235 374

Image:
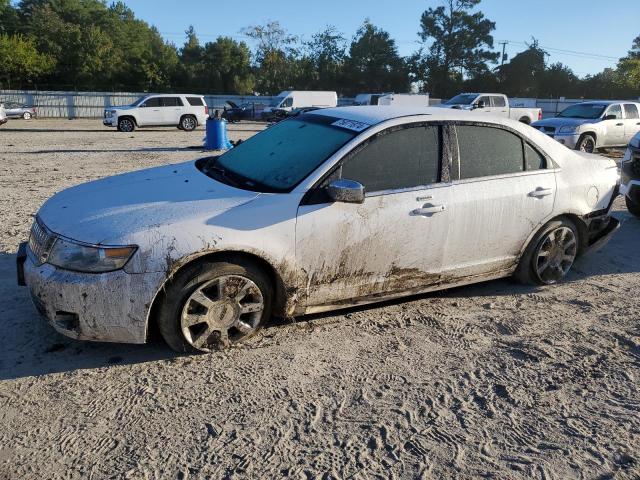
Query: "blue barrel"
205 117 233 150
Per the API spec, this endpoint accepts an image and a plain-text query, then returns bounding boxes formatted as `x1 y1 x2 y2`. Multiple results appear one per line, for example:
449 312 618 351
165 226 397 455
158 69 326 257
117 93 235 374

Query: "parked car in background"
378 93 430 107
222 101 255 123
438 93 542 124
103 94 209 132
621 131 640 217
18 107 619 353
353 93 390 106
261 91 337 119
3 102 37 119
532 101 640 153
0 103 6 126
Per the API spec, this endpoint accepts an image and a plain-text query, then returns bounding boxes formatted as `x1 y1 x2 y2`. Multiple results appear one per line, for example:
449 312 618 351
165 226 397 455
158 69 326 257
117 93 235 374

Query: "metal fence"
3 89 637 119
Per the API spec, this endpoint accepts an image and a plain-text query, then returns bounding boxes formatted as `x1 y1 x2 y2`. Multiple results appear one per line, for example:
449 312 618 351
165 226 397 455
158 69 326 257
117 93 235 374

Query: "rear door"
623 104 640 143
441 124 556 277
490 95 509 117
160 96 184 125
295 123 451 309
474 95 494 114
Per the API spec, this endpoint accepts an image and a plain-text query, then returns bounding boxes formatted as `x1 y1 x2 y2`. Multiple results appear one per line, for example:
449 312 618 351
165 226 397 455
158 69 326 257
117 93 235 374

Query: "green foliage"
0 33 54 88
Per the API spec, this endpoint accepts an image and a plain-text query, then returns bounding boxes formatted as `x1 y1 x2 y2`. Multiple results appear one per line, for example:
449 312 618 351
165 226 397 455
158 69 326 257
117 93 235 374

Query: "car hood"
533 117 595 128
112 105 136 111
37 161 260 244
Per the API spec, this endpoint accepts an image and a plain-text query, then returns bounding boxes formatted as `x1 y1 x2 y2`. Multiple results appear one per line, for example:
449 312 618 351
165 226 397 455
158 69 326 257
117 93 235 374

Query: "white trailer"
264 91 338 114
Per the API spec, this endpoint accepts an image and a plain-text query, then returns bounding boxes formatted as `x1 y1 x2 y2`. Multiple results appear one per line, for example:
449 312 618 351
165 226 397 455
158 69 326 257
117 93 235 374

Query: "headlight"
47 237 137 273
558 125 579 134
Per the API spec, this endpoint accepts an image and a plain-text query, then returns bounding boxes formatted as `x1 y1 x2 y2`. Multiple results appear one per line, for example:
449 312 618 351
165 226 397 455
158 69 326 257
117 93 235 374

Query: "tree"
0 0 18 35
343 20 409 96
416 0 498 97
0 34 54 88
243 21 299 94
201 37 254 94
498 40 546 97
304 26 346 90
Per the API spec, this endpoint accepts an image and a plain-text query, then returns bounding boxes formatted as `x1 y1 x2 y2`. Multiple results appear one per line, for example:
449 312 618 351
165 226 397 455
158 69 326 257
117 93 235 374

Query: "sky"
124 0 638 78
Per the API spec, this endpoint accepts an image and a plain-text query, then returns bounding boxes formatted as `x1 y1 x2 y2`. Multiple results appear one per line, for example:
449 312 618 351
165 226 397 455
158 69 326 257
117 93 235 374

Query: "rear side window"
624 104 639 119
525 143 546 171
161 97 183 107
492 96 506 107
455 125 524 179
341 125 440 193
187 97 204 106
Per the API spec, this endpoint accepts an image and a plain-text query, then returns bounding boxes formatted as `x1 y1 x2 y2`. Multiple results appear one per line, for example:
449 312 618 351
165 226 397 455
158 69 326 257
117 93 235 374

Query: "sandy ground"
0 119 639 479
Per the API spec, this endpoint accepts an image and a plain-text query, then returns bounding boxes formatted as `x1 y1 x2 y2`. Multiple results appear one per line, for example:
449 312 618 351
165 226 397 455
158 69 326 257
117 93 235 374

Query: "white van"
353 93 391 106
378 94 430 107
263 91 338 116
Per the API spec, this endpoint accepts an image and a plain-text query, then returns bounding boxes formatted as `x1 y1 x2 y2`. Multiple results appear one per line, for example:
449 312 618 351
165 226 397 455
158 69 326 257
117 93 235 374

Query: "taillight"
205 106 209 116
538 110 542 121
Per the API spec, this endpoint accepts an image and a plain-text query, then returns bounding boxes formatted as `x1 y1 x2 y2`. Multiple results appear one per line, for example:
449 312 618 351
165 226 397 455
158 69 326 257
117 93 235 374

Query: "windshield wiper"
204 158 241 187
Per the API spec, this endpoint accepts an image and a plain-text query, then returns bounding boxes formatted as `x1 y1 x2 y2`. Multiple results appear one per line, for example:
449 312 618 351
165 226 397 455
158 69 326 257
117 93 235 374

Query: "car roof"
145 93 204 97
308 106 504 125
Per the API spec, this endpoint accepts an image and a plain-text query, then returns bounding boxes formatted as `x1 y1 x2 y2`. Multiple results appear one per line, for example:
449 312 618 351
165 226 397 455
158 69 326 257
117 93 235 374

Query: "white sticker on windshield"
332 119 370 132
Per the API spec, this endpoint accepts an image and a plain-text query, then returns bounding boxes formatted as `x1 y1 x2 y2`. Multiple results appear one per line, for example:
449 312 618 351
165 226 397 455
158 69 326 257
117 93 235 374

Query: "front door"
442 124 556 277
601 104 625 146
295 124 450 310
137 97 162 126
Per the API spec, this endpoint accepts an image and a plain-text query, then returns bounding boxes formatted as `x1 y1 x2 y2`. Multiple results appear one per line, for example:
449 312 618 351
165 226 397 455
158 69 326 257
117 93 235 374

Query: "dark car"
3 102 37 119
222 101 255 123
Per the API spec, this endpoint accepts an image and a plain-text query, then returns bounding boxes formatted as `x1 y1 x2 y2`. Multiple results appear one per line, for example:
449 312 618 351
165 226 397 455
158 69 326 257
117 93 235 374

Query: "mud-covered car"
18 107 620 353
621 131 640 217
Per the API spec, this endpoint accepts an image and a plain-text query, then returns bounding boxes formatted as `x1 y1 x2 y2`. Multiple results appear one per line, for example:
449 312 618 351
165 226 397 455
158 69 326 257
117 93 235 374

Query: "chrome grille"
28 218 56 265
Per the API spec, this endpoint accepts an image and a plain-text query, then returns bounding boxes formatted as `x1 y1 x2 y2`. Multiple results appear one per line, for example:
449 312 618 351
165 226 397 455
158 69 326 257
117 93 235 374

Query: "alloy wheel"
180 275 264 351
535 227 577 284
579 137 595 153
182 116 196 131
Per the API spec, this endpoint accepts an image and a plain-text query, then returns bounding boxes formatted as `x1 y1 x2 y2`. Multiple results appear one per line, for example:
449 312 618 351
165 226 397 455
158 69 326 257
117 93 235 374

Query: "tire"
157 258 273 353
626 196 640 218
519 117 531 125
180 115 197 132
576 134 596 153
515 218 580 286
117 117 135 132
22 112 32 120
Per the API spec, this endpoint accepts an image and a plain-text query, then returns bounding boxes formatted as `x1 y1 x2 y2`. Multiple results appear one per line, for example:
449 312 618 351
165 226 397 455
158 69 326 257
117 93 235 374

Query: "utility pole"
499 41 508 83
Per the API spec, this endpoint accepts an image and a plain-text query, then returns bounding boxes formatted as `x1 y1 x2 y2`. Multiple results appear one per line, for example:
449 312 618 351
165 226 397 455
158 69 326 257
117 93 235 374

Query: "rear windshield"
187 97 204 106
558 104 606 119
208 115 362 192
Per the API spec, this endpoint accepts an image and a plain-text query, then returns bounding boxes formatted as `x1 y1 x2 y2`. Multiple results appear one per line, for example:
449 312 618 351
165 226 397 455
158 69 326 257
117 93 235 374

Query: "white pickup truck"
437 93 542 124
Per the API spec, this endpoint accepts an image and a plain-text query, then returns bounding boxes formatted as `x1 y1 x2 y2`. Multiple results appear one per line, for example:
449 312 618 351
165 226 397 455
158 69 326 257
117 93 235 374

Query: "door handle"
528 187 553 198
412 203 446 216
616 122 624 126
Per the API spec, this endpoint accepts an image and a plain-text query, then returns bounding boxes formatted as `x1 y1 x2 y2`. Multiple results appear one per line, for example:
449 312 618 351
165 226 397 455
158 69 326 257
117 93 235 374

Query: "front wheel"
180 115 197 132
626 196 640 218
157 258 273 353
576 134 596 153
515 219 579 285
117 117 135 132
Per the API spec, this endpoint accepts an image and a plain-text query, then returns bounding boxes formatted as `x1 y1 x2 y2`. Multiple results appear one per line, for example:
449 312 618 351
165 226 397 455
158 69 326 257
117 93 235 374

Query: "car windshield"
445 94 478 105
270 96 285 107
204 115 362 192
558 104 607 119
131 95 148 107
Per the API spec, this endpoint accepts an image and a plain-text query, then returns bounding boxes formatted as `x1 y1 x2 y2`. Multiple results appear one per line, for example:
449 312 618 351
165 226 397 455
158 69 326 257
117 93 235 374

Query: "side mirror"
140 103 147 108
326 179 365 204
603 114 617 121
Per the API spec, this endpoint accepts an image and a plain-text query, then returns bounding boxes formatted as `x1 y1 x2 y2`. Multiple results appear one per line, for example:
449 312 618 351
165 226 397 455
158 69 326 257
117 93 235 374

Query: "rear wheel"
180 115 197 132
626 196 640 218
515 219 579 285
157 258 273 353
576 134 596 153
22 112 32 120
117 117 135 132
519 117 531 125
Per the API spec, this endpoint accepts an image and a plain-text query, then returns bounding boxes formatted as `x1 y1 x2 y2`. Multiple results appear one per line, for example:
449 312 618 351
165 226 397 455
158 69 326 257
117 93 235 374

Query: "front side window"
209 115 359 192
477 96 491 107
341 125 441 193
606 104 622 120
141 97 161 108
456 125 524 179
624 104 639 119
282 97 293 108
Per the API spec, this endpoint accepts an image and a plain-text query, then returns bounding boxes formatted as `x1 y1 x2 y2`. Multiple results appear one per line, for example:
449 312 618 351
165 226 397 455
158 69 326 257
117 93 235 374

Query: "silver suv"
103 94 209 132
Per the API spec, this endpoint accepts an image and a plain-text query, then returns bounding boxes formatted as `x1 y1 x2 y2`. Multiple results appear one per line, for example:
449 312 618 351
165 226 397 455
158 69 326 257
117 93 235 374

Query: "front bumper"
103 117 117 127
18 244 165 344
583 217 621 255
549 133 580 149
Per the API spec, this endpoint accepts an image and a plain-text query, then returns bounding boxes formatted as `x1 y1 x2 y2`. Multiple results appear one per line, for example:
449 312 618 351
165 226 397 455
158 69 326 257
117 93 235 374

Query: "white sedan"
18 107 620 353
